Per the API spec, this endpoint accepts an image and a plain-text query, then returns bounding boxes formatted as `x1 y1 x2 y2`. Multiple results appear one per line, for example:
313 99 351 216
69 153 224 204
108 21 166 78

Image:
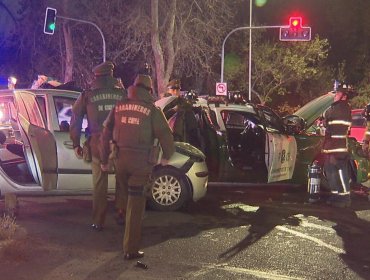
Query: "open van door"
14 91 57 191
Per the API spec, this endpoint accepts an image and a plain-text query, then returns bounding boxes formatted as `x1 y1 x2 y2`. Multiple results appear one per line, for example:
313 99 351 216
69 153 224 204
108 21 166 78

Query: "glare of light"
0 110 4 120
8 76 17 84
8 76 17 90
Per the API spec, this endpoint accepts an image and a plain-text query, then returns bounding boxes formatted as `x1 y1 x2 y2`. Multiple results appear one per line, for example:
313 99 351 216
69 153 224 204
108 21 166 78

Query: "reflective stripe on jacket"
322 100 351 154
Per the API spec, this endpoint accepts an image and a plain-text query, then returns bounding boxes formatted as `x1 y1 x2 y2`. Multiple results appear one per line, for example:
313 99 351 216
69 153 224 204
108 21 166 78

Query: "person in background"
322 82 356 208
100 74 175 260
163 79 181 98
362 103 370 155
70 61 127 231
162 79 202 149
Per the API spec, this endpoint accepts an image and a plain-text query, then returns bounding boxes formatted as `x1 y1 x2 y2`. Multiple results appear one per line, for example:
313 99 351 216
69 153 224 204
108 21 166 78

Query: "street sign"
216 82 227 96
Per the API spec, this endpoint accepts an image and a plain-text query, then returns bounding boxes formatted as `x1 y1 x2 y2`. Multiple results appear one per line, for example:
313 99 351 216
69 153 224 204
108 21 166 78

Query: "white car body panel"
0 89 207 210
265 132 297 182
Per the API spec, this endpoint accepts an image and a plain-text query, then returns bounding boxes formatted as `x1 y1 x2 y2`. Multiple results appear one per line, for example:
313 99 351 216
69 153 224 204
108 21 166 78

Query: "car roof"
0 88 81 97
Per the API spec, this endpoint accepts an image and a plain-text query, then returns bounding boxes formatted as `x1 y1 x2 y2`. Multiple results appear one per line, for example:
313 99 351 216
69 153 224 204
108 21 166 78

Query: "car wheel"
147 167 190 211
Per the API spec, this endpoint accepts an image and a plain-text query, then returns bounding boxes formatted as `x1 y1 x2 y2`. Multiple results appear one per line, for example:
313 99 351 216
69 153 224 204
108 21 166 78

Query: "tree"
32 0 237 94
149 0 238 97
225 35 331 107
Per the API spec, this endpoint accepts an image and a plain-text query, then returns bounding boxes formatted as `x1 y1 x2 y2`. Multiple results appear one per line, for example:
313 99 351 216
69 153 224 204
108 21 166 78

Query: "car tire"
147 167 190 211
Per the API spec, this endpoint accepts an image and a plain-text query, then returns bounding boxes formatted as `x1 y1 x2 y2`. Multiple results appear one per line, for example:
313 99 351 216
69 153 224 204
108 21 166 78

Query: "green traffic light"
49 23 55 31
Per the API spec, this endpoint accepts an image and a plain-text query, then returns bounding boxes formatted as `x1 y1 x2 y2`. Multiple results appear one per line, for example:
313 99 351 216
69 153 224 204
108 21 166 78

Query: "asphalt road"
1 184 370 280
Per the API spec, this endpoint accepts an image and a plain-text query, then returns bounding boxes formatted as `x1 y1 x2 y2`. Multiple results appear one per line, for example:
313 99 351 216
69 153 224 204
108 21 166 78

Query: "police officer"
100 74 175 260
322 82 355 208
162 79 202 149
70 61 127 231
163 79 181 98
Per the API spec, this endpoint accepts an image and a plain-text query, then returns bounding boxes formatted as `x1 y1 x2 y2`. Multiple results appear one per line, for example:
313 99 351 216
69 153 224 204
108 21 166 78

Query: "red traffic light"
280 16 311 41
289 17 302 28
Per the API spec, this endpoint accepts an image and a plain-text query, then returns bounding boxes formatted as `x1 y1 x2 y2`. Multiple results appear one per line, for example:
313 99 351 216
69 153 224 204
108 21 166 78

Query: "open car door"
265 132 297 183
14 90 57 191
258 106 297 183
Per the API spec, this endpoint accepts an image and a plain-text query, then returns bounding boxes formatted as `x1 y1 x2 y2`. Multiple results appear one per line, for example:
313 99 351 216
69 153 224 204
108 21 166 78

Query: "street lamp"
220 25 282 99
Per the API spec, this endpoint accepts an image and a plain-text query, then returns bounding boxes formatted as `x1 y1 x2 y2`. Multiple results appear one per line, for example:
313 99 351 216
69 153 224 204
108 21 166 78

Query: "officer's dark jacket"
167 97 201 149
100 86 175 164
70 76 126 147
322 100 352 154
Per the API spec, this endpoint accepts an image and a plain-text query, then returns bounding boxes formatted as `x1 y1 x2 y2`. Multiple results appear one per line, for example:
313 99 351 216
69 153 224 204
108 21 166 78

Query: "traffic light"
44 7 57 35
279 17 311 41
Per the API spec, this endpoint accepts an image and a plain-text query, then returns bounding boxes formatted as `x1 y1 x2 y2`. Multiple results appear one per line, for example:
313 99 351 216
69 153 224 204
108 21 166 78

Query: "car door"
14 90 57 190
49 94 94 191
259 107 297 183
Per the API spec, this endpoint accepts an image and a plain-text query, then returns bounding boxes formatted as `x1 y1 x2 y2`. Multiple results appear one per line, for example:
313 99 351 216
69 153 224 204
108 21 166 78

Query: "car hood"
294 92 335 128
155 96 178 110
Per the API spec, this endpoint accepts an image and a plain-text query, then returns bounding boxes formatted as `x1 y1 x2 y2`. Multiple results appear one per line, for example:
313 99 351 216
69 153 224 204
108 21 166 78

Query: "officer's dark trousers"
115 149 152 254
90 134 109 226
324 153 351 203
91 156 108 226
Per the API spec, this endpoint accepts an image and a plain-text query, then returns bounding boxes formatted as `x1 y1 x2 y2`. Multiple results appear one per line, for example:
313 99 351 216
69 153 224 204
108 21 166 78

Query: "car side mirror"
282 115 306 135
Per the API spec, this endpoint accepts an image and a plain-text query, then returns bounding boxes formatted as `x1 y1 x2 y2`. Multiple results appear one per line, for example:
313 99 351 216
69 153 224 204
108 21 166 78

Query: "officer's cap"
93 61 114 76
134 74 152 90
167 79 181 90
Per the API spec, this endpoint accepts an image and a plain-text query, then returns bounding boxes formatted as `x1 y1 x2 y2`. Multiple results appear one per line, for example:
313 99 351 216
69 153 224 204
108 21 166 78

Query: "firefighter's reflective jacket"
322 100 352 154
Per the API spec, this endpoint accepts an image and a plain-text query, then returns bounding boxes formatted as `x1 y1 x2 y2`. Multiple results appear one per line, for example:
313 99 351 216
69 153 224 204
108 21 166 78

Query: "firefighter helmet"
335 81 356 99
184 90 198 102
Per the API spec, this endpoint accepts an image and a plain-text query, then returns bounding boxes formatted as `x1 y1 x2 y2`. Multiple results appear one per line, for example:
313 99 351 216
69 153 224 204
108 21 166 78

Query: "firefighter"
70 61 127 231
100 75 175 260
322 82 356 208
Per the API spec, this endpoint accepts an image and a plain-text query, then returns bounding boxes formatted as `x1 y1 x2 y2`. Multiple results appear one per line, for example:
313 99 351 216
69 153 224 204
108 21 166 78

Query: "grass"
0 214 17 240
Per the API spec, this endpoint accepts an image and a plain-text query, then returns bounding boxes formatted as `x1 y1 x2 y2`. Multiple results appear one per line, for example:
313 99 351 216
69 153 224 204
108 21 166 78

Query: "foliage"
0 215 17 240
350 69 370 109
225 35 331 108
0 0 369 108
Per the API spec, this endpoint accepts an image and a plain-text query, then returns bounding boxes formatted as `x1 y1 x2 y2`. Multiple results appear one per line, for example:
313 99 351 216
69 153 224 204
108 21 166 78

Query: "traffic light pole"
221 25 283 101
57 15 106 63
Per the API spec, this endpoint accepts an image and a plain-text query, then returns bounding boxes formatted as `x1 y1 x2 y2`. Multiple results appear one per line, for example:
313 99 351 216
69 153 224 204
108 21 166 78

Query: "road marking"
188 263 305 279
276 225 345 254
299 220 336 232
